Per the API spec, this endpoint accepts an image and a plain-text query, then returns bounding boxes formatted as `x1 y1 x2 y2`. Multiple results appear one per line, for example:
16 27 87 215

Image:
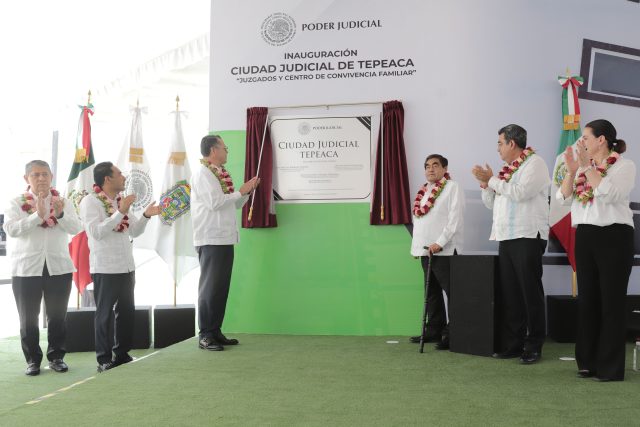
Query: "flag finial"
87 90 92 106
565 67 570 77
136 97 140 109
176 95 180 112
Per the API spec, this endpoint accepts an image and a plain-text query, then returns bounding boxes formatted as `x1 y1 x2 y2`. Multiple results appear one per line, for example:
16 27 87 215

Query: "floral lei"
498 147 535 182
413 173 450 218
20 188 60 228
200 159 235 194
93 184 129 232
573 151 619 205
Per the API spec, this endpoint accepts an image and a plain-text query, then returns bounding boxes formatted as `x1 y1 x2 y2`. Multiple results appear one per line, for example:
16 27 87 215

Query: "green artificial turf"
0 335 638 426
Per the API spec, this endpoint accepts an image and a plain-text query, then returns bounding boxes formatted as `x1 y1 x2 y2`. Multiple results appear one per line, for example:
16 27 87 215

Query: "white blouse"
556 157 635 228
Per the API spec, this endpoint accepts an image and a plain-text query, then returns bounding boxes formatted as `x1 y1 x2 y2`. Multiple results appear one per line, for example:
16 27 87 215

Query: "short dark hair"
25 160 51 175
201 135 223 157
585 119 626 154
498 124 527 149
424 154 448 169
93 161 114 187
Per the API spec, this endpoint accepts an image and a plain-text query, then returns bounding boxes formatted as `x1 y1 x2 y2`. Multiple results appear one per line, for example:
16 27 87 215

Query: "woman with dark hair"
558 119 635 381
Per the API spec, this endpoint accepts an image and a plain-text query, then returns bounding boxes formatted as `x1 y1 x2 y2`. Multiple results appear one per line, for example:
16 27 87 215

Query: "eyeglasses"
29 172 51 179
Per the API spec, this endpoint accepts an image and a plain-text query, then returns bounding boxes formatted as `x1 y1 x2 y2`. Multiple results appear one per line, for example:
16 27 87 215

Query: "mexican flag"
66 104 96 294
549 75 583 271
152 110 197 285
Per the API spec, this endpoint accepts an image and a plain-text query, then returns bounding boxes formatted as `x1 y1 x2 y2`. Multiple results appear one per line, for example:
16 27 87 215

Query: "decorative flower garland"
200 159 235 194
498 147 536 182
92 184 129 232
20 188 60 228
413 173 450 218
573 151 619 205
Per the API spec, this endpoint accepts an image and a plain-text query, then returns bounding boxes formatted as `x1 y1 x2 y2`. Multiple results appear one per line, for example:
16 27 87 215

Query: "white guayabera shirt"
410 180 464 257
4 193 82 276
481 154 551 241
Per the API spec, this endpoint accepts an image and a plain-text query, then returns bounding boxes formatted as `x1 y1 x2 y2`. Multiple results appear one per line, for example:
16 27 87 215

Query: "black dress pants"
12 264 72 365
422 255 452 339
197 245 234 339
575 224 634 380
92 272 135 364
497 237 547 353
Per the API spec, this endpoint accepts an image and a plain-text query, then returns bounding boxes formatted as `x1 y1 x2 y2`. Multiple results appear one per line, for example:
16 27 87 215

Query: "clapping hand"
53 198 64 217
575 139 591 168
119 194 136 215
36 192 48 219
563 146 579 176
471 164 493 188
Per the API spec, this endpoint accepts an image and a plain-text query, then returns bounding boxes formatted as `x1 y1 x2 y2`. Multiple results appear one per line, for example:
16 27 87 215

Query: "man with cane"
409 154 464 351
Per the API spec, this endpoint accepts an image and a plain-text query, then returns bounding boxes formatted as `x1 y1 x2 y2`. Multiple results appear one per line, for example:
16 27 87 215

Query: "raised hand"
575 139 591 168
36 192 48 219
53 198 65 217
563 146 579 176
143 201 162 217
239 176 261 196
471 164 493 186
119 194 137 215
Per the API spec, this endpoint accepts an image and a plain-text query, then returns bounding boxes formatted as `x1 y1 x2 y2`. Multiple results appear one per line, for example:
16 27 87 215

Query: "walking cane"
419 248 432 354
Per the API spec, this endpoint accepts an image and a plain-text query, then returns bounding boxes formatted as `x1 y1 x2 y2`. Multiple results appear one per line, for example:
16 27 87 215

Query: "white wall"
210 0 640 294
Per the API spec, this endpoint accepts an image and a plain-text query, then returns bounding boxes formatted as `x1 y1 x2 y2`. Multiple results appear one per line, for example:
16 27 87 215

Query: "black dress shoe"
213 333 239 346
199 337 224 351
97 361 116 373
410 334 441 344
113 354 133 367
435 338 450 351
25 363 40 376
492 349 522 359
577 370 595 378
49 359 68 373
519 351 541 364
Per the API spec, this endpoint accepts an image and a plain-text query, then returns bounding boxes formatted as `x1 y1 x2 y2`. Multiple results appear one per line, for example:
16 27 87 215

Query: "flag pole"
571 271 577 298
176 95 180 112
380 111 385 220
173 252 178 307
76 89 92 311
248 113 269 222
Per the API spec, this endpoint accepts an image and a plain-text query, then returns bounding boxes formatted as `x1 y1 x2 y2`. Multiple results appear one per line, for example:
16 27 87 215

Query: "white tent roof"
0 0 211 199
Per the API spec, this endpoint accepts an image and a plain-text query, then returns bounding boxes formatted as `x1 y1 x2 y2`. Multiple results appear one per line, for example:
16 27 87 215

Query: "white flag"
116 105 156 249
117 105 154 215
152 111 198 284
